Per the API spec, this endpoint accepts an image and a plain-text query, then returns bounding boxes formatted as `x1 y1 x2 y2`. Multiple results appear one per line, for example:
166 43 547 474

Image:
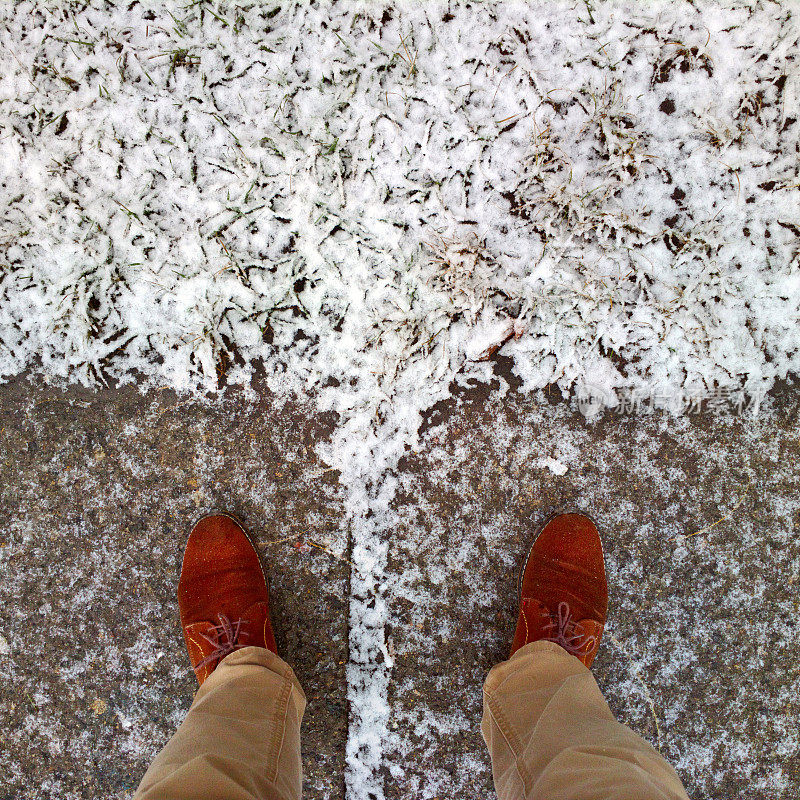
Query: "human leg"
133 514 305 800
482 513 688 800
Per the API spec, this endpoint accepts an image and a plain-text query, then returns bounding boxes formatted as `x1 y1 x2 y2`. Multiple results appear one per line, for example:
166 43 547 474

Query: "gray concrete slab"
0 376 348 800
382 376 800 799
1 373 798 800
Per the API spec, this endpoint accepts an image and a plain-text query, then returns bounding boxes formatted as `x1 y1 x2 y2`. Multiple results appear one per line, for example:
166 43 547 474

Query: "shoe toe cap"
184 514 253 563
179 514 266 605
533 512 604 567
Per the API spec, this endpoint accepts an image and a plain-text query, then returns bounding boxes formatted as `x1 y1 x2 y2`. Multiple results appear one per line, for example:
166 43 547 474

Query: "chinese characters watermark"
576 385 766 416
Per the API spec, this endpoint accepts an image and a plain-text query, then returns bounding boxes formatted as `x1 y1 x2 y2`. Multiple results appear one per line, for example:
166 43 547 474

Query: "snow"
0 1 799 798
536 456 569 475
1 0 798 413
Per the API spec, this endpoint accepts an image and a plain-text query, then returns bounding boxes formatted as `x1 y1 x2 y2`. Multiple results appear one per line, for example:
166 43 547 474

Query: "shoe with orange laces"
511 512 608 667
178 513 277 686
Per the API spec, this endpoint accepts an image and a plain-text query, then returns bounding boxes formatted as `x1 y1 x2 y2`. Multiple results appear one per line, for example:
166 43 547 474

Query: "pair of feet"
180 512 608 685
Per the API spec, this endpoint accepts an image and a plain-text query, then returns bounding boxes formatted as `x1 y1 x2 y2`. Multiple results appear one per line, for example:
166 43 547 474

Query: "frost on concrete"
1 1 799 798
384 389 800 799
0 386 350 800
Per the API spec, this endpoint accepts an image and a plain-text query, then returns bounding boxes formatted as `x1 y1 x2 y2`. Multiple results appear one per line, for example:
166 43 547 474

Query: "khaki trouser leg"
134 646 306 800
482 641 689 800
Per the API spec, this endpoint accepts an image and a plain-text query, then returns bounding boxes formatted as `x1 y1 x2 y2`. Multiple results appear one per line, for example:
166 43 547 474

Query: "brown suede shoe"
178 512 277 685
510 512 608 667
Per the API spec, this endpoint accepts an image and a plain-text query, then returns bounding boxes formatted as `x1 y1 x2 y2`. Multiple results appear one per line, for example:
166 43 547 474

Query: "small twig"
676 481 752 540
264 534 298 546
307 539 357 571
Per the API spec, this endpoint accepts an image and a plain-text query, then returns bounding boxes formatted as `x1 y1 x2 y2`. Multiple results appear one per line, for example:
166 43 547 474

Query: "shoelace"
193 613 250 673
540 601 597 657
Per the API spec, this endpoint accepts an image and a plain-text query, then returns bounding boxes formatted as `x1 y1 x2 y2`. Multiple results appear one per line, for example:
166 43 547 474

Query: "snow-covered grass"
1 1 798 798
2 1 798 414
